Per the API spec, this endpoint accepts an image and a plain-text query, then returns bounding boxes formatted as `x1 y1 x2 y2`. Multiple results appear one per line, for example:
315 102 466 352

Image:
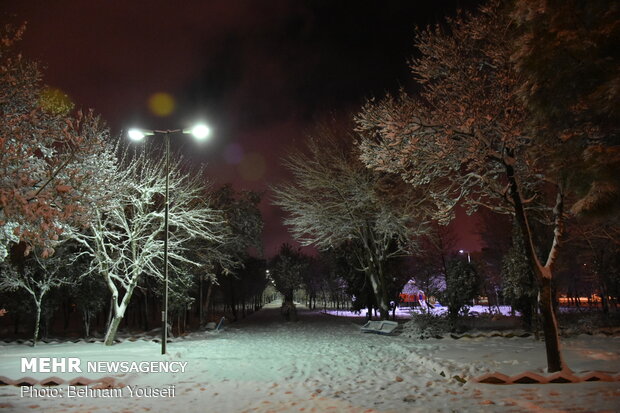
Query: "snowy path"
0 300 619 412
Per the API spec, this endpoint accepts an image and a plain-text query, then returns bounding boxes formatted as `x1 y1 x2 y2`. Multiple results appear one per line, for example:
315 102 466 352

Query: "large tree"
354 1 616 371
69 150 227 345
511 0 620 218
0 24 115 260
273 120 428 319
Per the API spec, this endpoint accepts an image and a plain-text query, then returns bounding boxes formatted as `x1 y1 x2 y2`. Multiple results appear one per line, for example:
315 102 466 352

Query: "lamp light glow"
128 128 146 141
190 124 211 140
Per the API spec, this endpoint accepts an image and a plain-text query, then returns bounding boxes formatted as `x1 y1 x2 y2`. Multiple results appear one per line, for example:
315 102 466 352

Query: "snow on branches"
273 119 428 319
0 24 115 260
68 149 227 345
353 0 606 372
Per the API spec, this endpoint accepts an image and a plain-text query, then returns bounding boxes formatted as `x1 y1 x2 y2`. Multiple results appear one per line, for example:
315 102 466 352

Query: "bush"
402 312 450 339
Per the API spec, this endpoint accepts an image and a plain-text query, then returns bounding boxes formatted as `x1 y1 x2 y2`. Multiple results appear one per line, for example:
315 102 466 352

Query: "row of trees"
0 24 266 345
273 0 618 373
266 242 412 321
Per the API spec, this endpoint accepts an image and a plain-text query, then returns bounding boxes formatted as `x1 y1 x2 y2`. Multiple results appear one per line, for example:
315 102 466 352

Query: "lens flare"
148 92 175 117
39 87 74 115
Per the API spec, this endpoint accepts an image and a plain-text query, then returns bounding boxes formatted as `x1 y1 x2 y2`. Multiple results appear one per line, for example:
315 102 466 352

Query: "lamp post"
458 249 471 263
127 124 210 354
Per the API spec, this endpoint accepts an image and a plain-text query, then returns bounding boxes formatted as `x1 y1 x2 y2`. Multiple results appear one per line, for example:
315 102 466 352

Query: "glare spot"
224 143 244 165
191 124 211 140
39 87 74 115
128 129 146 141
238 152 266 182
148 92 175 117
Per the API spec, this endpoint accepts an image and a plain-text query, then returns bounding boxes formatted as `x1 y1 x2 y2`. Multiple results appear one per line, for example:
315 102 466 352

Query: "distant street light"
459 249 471 263
127 124 211 355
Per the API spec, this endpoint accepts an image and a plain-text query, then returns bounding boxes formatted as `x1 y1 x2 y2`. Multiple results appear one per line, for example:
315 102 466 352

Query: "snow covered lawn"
0 301 618 412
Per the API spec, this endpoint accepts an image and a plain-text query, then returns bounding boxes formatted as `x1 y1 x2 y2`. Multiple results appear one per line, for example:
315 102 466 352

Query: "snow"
323 301 520 320
0 300 619 412
324 304 517 318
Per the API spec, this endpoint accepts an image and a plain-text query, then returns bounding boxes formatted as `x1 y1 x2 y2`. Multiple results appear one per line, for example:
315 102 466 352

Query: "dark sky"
2 0 482 256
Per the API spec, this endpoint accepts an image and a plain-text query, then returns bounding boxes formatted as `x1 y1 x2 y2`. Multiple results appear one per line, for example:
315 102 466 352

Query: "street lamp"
127 124 211 354
459 249 471 263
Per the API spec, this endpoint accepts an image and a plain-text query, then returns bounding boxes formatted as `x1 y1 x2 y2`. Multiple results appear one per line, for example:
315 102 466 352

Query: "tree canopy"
273 118 428 318
0 24 115 260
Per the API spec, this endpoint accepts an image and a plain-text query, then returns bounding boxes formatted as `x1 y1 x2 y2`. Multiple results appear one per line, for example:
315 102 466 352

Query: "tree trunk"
83 309 91 337
143 292 149 331
106 296 113 331
104 315 123 346
32 301 42 347
229 281 238 321
104 282 138 346
539 275 563 372
367 269 389 320
199 275 204 326
505 163 565 373
204 282 213 324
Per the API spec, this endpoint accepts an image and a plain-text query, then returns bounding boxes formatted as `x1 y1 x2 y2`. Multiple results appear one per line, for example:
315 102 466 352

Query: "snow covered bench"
360 320 399 335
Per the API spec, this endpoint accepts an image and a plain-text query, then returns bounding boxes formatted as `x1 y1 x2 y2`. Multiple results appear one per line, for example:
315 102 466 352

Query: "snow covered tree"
511 0 620 220
0 24 116 260
0 248 75 345
273 119 428 319
512 0 618 144
69 150 227 345
163 268 195 336
354 1 611 371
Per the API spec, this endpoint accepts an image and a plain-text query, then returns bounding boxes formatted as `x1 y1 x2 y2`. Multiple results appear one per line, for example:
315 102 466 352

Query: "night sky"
2 0 482 256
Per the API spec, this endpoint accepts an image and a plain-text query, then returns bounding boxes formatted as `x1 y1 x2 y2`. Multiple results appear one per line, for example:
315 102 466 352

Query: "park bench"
360 320 399 335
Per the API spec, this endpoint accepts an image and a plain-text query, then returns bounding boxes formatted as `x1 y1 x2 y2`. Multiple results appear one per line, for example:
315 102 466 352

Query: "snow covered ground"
0 300 618 412
323 303 516 319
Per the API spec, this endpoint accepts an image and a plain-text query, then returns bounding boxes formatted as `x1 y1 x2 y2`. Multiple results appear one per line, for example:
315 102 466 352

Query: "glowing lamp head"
128 128 146 141
190 124 211 140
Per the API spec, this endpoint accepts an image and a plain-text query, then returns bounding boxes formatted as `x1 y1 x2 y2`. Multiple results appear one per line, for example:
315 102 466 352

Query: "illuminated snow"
0 300 618 412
